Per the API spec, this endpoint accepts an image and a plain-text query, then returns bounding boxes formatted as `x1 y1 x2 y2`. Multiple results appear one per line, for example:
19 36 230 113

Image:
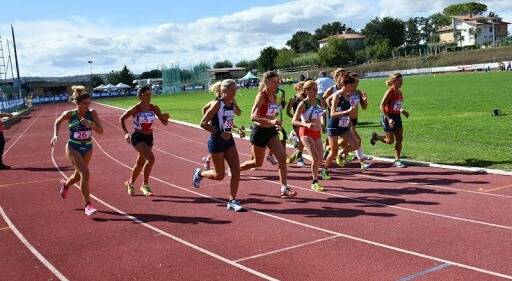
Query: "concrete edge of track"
94 101 512 177
2 107 33 128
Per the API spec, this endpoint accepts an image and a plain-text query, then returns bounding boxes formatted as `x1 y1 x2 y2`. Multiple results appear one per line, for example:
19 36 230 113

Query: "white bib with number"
393 101 403 112
349 95 360 106
266 103 281 117
222 110 235 130
339 116 351 127
73 130 92 140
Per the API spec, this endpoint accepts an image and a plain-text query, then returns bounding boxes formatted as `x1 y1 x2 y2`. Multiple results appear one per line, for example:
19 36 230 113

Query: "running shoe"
336 153 346 167
311 182 325 192
140 184 153 196
320 168 331 180
84 204 97 216
125 181 135 196
59 179 69 199
393 160 406 168
280 186 297 198
266 154 278 165
192 168 202 188
286 151 299 164
201 156 210 170
360 162 372 171
370 132 377 146
226 200 243 212
297 157 306 167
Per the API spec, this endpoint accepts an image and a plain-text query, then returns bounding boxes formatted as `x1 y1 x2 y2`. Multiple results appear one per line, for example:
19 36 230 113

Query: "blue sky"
0 0 510 77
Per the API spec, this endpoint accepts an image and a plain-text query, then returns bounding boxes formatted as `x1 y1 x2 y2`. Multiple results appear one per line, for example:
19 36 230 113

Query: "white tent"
93 84 105 90
116 83 131 89
103 83 116 90
239 71 258 81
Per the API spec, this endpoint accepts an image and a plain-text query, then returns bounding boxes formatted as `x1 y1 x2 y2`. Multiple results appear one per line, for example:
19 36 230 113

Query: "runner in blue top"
51 85 104 216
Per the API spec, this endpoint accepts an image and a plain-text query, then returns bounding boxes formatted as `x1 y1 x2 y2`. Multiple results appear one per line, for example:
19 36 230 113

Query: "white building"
318 32 365 50
438 15 509 47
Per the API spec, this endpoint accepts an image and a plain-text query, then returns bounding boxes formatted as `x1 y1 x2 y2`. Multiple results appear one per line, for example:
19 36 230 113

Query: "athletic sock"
281 185 287 192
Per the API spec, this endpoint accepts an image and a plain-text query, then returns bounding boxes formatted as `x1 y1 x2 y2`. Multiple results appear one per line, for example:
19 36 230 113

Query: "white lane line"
2 116 39 156
0 206 69 281
50 148 279 281
398 262 452 281
92 137 512 280
234 235 341 262
0 226 10 231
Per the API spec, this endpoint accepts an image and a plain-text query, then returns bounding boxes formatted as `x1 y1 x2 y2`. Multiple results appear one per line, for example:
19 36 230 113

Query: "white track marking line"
0 205 69 281
92 136 512 280
0 226 10 231
50 148 279 281
234 235 341 262
398 262 452 281
99 117 512 230
0 178 60 188
3 116 39 156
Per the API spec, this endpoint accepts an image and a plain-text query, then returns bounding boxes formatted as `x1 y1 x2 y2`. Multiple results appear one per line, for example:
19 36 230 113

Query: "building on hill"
0 75 94 98
207 67 245 81
438 14 510 47
318 32 365 50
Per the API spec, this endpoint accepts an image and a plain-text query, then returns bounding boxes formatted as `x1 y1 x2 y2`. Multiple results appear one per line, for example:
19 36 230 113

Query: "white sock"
281 185 287 192
355 148 364 160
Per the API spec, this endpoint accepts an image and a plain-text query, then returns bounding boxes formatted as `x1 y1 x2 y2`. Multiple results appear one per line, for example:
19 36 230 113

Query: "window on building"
489 26 493 32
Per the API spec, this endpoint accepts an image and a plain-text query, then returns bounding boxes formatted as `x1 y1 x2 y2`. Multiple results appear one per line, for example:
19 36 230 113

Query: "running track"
1 103 511 281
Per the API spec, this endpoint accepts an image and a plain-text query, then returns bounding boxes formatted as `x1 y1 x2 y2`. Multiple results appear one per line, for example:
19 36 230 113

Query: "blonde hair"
301 80 317 96
258 71 279 92
221 79 236 93
386 72 402 87
332 68 346 81
209 81 222 97
294 81 305 93
70 85 90 103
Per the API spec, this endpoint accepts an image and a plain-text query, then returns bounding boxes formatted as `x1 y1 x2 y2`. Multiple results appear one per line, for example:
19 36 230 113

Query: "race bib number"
339 116 351 127
137 112 156 130
310 107 324 120
222 110 235 129
349 95 360 106
266 104 281 116
393 101 403 112
73 130 92 140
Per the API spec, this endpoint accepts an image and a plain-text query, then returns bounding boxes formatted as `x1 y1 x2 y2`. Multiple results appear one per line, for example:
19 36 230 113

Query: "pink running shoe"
202 156 211 170
59 179 69 199
84 204 97 216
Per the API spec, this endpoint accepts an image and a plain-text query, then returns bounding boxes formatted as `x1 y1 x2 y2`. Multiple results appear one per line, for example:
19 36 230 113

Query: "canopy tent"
93 84 105 90
116 82 131 89
239 71 258 81
103 83 116 90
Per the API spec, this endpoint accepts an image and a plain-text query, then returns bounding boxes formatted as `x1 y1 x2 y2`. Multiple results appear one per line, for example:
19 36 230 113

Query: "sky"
0 0 510 77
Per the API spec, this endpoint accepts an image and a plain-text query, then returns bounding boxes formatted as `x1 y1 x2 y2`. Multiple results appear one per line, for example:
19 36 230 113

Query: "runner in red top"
120 85 170 196
0 111 14 170
370 72 410 168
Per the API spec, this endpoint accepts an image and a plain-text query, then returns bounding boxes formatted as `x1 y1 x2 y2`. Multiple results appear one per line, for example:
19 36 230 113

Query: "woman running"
120 85 170 196
370 73 409 168
0 111 14 170
324 75 361 176
286 81 306 166
192 79 243 211
51 85 104 216
240 71 297 198
292 80 329 192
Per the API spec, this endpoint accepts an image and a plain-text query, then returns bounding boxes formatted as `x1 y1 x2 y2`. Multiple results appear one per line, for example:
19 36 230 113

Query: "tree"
317 37 355 67
236 60 257 70
257 46 279 71
140 69 162 79
213 60 233 68
107 70 121 85
405 18 421 45
443 2 487 16
180 69 193 82
91 75 104 87
362 17 406 48
365 39 393 60
314 21 346 40
286 31 317 53
118 65 136 86
275 48 297 69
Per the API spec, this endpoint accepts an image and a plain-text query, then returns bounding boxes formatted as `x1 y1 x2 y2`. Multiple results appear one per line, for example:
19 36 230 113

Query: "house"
438 15 510 47
206 67 246 81
318 32 365 50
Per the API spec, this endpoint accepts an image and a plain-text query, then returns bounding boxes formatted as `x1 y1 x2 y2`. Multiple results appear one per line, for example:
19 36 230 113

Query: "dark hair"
137 85 151 97
340 75 356 85
318 71 327 78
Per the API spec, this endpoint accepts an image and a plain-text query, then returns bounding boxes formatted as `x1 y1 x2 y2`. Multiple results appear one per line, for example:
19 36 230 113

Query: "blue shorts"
208 135 235 154
326 117 350 137
381 114 402 132
68 140 92 156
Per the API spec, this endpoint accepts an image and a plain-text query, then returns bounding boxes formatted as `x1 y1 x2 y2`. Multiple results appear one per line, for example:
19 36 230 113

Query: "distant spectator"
507 62 511 71
315 71 334 100
299 74 306 81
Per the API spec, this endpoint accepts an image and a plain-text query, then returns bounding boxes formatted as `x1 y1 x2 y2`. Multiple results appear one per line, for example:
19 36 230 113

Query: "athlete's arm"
250 92 276 126
119 106 137 135
50 111 71 147
233 101 242 116
330 94 353 118
90 110 104 134
154 106 170 126
360 91 368 110
286 97 294 118
200 101 222 135
292 102 311 128
379 89 392 121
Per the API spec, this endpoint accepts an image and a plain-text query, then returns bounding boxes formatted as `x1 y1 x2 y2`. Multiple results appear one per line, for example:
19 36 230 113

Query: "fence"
0 98 26 113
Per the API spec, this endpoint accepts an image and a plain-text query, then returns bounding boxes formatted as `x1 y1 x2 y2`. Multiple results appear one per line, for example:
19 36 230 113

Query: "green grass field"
100 71 512 170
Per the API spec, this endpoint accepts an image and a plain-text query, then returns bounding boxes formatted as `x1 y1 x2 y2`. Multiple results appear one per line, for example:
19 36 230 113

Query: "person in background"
0 111 14 170
315 71 334 102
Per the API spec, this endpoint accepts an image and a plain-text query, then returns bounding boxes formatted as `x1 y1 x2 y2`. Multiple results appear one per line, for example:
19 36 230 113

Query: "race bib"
310 107 324 120
349 95 360 106
222 110 235 129
266 103 281 116
339 116 351 127
393 101 403 112
137 112 156 130
73 130 92 140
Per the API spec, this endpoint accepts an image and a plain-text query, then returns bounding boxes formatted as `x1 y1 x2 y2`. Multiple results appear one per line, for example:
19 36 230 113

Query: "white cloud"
1 0 511 77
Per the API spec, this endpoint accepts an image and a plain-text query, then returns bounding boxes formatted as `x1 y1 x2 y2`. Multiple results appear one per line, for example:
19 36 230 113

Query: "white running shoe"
84 204 97 216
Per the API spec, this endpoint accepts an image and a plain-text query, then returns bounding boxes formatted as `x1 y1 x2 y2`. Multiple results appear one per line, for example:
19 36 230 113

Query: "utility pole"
11 25 22 99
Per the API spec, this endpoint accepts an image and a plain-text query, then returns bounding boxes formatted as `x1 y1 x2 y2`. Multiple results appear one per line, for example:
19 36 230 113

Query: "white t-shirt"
315 77 335 94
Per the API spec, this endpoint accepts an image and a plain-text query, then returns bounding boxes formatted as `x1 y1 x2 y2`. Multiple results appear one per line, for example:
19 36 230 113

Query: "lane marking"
0 226 10 231
478 184 512 193
0 178 60 188
398 262 452 281
50 148 279 281
234 235 341 262
92 136 512 280
3 116 40 157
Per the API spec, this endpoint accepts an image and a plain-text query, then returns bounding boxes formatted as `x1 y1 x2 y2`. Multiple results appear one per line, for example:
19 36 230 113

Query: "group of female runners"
49 71 409 215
